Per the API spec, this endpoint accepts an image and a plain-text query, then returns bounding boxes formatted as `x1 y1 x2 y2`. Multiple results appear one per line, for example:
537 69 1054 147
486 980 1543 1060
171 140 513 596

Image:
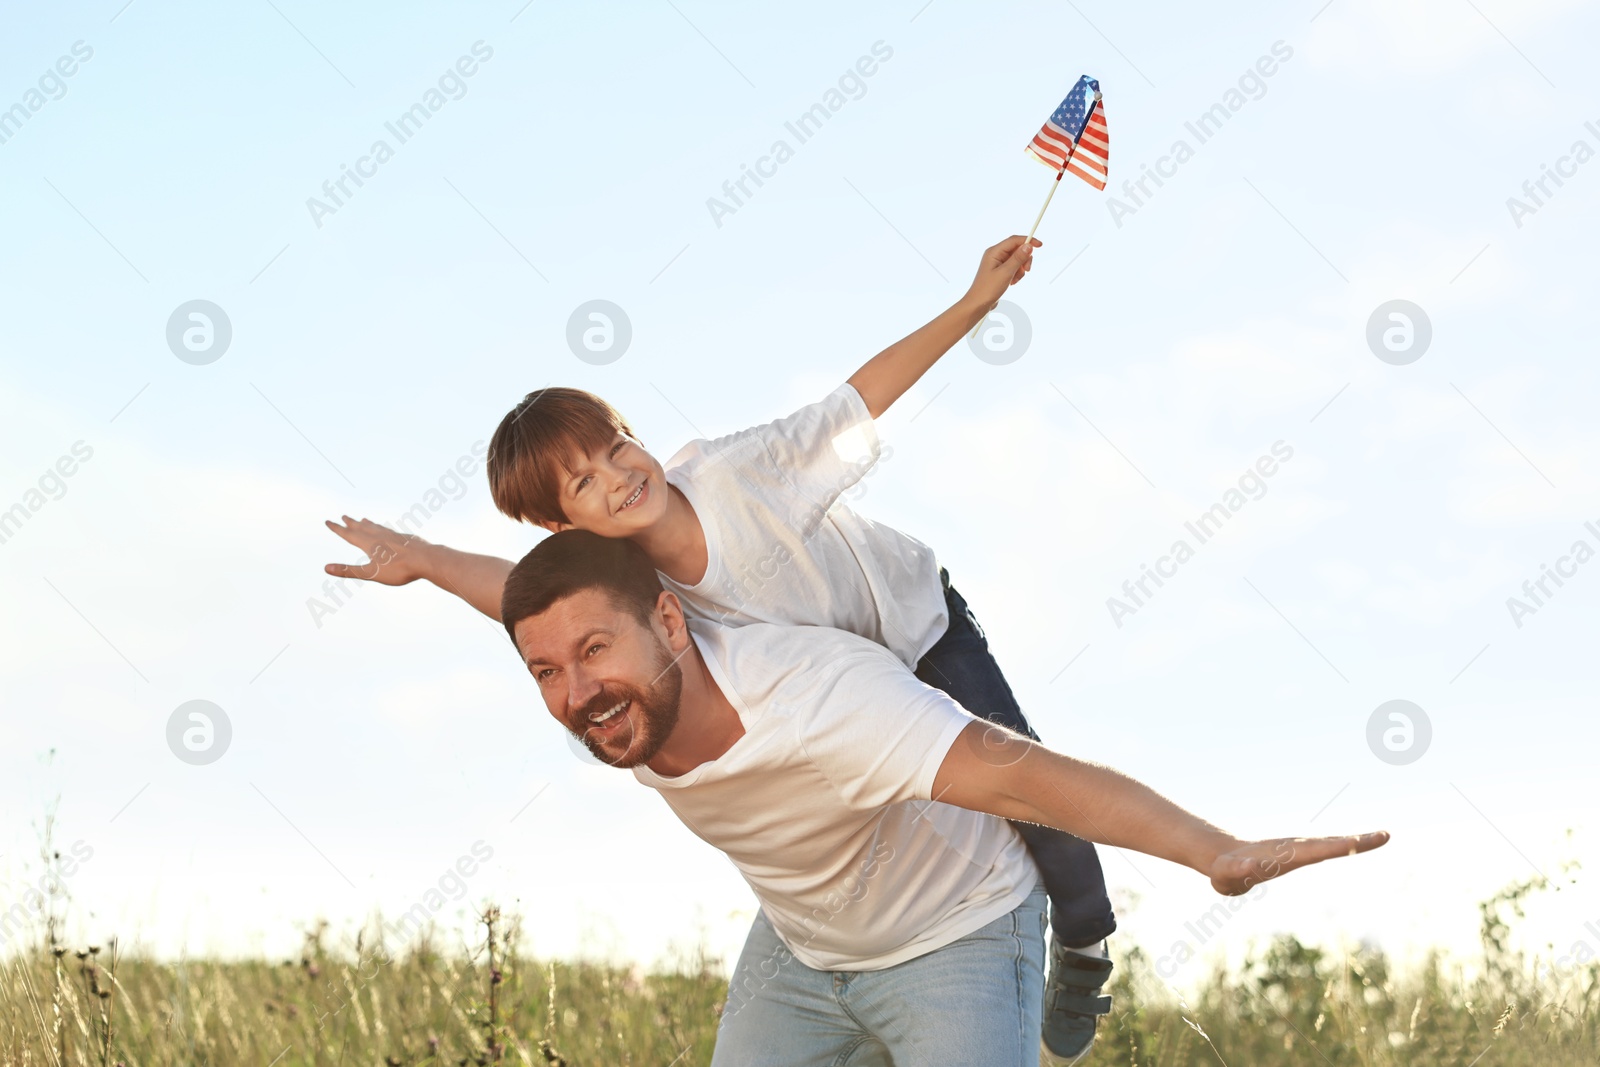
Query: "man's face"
548 433 669 536
514 588 684 769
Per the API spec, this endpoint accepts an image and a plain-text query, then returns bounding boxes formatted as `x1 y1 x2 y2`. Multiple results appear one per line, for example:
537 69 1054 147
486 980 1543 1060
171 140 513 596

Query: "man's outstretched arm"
931 721 1389 895
324 517 512 622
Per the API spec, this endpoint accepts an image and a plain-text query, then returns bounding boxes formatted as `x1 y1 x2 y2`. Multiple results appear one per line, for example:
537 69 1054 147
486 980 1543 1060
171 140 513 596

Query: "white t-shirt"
633 618 1038 971
659 383 948 668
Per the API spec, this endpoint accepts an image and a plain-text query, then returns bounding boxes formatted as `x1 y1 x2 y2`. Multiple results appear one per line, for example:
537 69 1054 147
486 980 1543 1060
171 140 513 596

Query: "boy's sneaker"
1040 940 1113 1063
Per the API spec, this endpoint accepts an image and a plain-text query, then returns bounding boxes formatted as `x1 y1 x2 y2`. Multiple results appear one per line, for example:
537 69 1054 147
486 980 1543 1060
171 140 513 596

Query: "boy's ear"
536 518 571 534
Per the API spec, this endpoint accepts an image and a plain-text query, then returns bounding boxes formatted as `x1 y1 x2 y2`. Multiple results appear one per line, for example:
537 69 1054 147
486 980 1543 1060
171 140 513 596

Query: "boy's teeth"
623 483 643 507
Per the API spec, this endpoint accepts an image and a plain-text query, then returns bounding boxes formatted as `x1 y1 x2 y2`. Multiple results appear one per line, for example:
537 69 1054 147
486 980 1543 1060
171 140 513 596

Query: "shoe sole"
1039 1036 1095 1066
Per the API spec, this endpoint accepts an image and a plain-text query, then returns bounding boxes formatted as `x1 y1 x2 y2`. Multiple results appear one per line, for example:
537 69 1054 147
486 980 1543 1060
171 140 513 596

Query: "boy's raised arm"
324 517 513 622
932 721 1389 895
846 234 1039 420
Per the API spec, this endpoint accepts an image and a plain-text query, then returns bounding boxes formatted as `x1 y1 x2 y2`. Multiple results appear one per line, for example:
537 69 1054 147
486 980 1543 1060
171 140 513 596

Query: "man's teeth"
589 701 627 724
622 483 644 508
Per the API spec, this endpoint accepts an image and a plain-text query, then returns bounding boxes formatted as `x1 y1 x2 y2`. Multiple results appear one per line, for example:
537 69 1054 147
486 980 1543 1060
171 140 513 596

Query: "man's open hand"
965 235 1039 314
1209 832 1390 896
324 516 432 586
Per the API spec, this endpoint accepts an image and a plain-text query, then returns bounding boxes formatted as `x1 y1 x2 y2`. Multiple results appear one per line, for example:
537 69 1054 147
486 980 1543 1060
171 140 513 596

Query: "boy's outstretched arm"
932 721 1389 895
324 517 513 622
846 234 1039 419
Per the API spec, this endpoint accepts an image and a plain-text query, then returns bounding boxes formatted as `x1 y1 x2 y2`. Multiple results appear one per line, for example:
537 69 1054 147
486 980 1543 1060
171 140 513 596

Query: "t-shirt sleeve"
662 384 882 537
745 383 882 526
794 647 978 808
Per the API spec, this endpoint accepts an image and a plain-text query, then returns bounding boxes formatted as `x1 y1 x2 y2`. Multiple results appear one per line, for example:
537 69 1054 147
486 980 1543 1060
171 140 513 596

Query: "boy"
326 235 1116 1059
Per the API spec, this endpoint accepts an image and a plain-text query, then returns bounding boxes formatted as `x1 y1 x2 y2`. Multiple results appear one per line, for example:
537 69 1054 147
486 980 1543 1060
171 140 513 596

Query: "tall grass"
2 876 1596 1065
3 914 723 1067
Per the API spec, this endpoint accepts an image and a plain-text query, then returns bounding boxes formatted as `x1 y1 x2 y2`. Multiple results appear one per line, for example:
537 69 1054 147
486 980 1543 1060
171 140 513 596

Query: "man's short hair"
488 388 640 526
501 530 664 644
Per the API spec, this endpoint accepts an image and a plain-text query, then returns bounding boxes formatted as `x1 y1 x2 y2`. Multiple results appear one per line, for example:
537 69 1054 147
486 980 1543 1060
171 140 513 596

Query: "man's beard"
566 643 683 769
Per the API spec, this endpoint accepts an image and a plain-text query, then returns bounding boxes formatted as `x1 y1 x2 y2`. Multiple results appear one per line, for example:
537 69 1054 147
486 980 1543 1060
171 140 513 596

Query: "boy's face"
544 432 669 536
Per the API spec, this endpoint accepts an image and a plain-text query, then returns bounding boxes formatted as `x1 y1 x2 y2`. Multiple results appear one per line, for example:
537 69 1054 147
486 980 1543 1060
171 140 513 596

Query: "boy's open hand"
965 235 1040 313
1208 831 1390 896
324 516 432 586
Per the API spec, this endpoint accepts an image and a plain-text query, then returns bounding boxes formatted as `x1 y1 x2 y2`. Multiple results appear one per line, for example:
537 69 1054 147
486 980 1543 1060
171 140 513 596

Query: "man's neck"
645 633 744 778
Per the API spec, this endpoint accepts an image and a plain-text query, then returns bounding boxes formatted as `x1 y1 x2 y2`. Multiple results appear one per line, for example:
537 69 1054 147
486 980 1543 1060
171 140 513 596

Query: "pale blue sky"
3 0 1597 981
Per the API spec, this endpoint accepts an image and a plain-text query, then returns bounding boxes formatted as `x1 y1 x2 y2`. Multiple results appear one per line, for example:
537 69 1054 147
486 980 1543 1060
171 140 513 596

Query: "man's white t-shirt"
659 384 948 668
633 618 1039 971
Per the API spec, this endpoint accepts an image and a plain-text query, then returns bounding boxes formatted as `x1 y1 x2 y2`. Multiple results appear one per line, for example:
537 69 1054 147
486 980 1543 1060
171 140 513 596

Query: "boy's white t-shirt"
659 383 948 668
633 618 1038 971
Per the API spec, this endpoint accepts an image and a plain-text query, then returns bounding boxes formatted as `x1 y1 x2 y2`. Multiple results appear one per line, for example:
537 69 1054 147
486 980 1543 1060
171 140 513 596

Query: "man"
503 530 1388 1065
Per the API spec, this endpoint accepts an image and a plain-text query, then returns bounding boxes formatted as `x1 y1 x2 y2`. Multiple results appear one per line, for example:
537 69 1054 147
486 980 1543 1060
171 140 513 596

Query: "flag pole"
1025 170 1066 247
970 94 1100 341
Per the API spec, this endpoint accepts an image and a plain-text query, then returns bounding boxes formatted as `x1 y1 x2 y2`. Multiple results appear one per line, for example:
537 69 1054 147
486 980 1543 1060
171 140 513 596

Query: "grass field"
4 880 1597 1066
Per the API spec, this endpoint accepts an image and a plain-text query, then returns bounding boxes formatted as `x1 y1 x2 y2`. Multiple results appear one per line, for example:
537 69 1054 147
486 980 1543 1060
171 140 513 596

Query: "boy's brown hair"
488 387 640 526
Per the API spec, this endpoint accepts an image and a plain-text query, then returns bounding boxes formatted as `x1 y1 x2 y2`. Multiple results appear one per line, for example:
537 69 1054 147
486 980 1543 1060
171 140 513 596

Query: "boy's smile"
617 477 649 513
554 434 669 535
536 429 710 588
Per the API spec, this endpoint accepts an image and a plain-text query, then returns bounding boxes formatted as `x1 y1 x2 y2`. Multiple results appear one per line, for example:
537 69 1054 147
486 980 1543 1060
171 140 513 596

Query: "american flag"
1024 75 1109 190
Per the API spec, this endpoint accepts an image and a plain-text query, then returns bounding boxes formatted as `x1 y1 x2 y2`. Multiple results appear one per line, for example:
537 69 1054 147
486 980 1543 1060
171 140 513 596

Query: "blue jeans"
914 572 1117 948
711 882 1047 1066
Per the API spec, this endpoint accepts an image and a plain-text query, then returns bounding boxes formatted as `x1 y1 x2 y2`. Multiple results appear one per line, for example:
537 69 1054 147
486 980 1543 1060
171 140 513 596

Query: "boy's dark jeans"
914 570 1117 948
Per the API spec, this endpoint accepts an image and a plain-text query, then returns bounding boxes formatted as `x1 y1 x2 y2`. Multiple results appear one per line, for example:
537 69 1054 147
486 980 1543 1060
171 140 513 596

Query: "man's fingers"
1336 830 1390 852
1294 831 1391 865
1335 830 1391 855
1214 831 1390 894
1263 831 1391 879
324 561 376 580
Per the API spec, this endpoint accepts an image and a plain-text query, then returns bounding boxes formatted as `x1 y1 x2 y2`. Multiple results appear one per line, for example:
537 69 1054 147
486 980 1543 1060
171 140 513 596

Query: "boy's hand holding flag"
970 74 1110 339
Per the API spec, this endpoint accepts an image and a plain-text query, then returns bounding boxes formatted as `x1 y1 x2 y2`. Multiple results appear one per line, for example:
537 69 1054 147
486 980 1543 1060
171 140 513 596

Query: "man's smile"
589 699 629 724
581 699 633 743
